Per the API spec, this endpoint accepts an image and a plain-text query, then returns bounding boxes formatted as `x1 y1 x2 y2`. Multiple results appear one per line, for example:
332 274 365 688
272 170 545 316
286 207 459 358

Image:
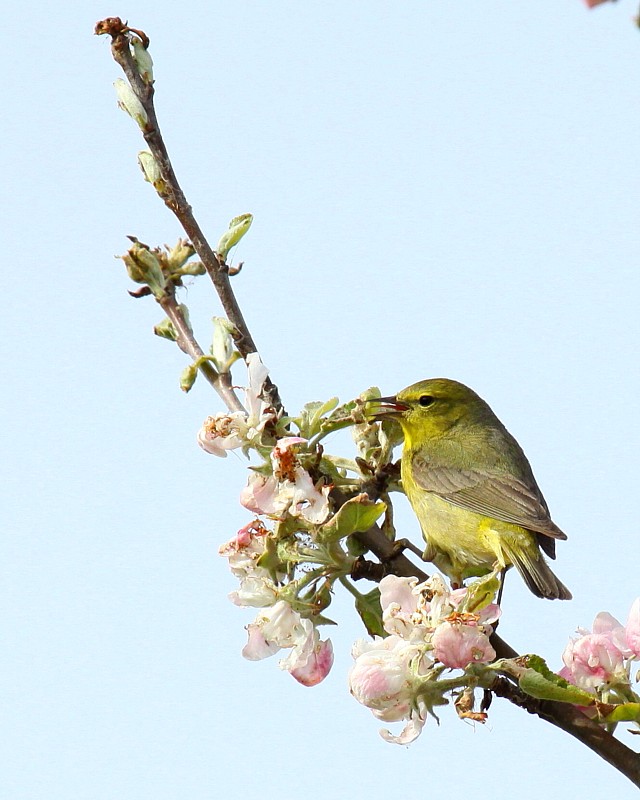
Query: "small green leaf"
603 703 640 723
153 317 178 341
518 666 595 706
295 398 340 438
180 363 198 392
177 261 206 277
355 588 385 637
459 573 500 614
318 494 386 543
256 535 287 579
216 213 253 260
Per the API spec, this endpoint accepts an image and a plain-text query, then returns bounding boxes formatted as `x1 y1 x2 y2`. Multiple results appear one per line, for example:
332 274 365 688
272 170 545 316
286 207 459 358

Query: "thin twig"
97 17 283 414
159 288 245 413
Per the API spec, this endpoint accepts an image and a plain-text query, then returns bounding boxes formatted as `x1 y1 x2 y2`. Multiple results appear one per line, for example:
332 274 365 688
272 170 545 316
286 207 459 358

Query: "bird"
370 378 571 600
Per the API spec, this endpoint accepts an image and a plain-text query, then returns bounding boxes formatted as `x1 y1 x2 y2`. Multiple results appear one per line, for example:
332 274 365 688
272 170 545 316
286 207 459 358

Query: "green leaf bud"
131 38 154 84
137 151 168 195
318 494 386 543
153 317 178 341
114 79 148 129
180 363 198 392
210 317 240 373
216 213 253 260
123 239 167 298
166 239 196 271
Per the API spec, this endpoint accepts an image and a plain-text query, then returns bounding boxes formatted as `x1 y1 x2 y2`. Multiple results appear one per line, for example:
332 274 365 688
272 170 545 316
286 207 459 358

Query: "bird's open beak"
364 395 410 418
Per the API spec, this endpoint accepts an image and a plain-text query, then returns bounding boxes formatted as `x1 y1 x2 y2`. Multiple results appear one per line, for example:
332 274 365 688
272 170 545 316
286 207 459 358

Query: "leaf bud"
153 317 178 341
216 213 253 260
131 38 154 84
122 238 167 298
114 78 148 129
210 316 240 373
180 363 199 392
137 151 168 195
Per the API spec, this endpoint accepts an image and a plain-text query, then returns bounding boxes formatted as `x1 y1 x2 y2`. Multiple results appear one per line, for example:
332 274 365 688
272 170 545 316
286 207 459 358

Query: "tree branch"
491 676 640 787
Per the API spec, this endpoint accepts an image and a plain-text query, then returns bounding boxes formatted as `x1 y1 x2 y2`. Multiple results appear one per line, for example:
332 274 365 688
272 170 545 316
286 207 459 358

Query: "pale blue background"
3 1 640 797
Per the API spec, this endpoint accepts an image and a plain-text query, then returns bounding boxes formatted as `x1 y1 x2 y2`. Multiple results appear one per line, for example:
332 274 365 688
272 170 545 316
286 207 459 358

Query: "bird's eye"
418 395 435 407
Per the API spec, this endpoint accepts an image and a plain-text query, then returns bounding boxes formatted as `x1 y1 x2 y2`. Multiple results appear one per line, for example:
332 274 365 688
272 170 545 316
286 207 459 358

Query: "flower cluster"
560 599 640 695
218 520 334 686
349 574 500 744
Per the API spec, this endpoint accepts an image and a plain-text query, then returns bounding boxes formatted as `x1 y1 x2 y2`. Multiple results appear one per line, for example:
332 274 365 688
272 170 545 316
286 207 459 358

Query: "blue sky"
3 1 640 797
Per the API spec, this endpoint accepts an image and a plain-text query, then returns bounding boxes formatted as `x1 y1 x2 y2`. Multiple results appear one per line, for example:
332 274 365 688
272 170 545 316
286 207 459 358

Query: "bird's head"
368 378 493 447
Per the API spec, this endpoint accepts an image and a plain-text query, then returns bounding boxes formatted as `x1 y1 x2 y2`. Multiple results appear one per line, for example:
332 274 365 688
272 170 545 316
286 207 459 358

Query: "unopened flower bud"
114 78 148 129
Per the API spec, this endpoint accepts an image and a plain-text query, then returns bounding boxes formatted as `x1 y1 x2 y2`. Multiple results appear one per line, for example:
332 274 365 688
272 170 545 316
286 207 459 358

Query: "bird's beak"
364 395 410 418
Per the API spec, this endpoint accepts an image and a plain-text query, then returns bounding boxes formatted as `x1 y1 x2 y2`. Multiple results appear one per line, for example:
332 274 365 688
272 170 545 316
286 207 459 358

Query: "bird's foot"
390 537 428 562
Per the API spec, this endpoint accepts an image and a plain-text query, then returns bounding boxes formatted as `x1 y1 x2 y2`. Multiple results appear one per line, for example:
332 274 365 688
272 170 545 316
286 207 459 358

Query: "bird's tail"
505 546 572 601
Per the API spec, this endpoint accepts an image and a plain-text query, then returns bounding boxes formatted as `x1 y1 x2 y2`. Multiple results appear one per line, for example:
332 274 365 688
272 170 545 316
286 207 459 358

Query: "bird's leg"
496 568 508 608
489 567 510 632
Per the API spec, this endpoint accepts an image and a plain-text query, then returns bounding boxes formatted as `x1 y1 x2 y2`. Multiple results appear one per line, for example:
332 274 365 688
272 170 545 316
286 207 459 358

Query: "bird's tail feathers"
506 547 572 601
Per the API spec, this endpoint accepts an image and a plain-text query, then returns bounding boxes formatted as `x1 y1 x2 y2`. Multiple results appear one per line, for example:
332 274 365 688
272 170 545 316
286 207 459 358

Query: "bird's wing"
410 454 567 541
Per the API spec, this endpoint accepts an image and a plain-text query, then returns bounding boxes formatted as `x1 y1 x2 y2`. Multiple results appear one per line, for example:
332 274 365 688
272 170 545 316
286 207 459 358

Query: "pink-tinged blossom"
289 637 334 687
349 636 430 744
626 598 640 658
561 604 640 691
229 575 278 608
197 353 275 457
240 438 331 523
448 588 501 627
379 573 498 646
218 520 268 576
240 473 284 516
380 575 420 639
432 621 496 669
219 521 267 570
219 520 278 608
242 600 333 685
562 633 627 690
592 611 629 654
198 412 246 456
286 467 331 523
243 601 309 660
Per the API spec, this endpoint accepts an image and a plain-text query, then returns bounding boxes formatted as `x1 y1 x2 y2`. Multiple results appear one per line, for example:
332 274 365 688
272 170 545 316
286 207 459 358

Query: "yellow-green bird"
371 378 571 600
